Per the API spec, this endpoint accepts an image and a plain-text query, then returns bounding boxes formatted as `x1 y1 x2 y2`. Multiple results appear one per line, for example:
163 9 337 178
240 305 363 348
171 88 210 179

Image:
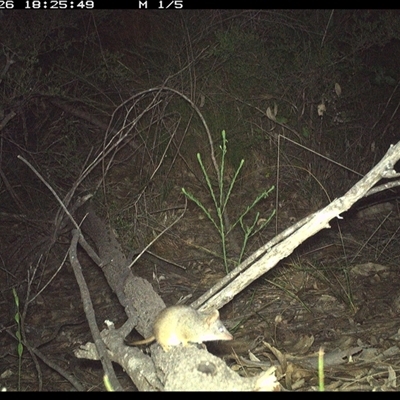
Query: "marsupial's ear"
205 310 220 326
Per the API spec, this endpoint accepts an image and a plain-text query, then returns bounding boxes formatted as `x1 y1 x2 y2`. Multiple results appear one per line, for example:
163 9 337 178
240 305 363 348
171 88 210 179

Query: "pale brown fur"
126 305 233 352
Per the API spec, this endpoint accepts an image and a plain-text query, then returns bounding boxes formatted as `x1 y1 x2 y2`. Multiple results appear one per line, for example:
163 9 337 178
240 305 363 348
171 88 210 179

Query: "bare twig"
128 198 187 269
195 140 400 312
17 156 80 231
69 229 123 391
321 10 334 48
0 48 15 84
0 110 16 131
